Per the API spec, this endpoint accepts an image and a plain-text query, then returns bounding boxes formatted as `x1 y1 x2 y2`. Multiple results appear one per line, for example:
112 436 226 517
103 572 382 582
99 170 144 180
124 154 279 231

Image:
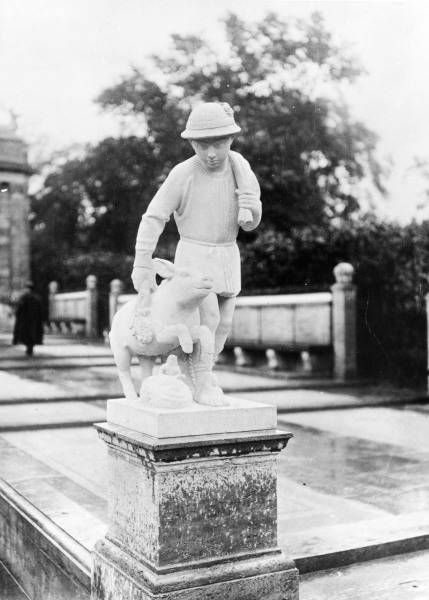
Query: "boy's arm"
132 168 182 292
230 151 262 232
236 167 262 232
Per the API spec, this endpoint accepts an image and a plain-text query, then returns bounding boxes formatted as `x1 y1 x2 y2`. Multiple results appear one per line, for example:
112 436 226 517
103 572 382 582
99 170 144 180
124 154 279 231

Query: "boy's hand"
131 266 157 294
236 189 260 227
236 189 260 213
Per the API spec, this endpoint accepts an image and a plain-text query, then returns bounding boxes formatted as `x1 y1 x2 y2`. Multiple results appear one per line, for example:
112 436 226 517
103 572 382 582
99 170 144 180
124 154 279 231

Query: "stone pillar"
48 281 58 321
426 293 429 391
0 113 32 306
85 275 98 338
92 398 299 599
9 190 30 293
331 262 357 380
0 185 12 300
109 279 123 326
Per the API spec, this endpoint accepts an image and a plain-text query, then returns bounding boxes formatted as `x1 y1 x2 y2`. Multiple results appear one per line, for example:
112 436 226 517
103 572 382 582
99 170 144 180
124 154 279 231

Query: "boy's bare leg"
192 292 226 405
215 296 236 356
199 292 220 336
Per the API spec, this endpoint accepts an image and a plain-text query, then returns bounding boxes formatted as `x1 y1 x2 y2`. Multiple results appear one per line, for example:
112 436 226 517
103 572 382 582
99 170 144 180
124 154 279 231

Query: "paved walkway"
2 401 429 559
1 334 426 411
300 549 429 599
1 334 429 597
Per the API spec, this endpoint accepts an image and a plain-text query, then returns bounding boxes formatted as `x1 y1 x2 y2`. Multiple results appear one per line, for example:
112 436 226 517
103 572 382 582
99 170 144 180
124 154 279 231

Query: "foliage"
30 138 180 256
32 11 382 269
32 11 382 275
240 216 429 385
97 12 382 232
31 11 382 282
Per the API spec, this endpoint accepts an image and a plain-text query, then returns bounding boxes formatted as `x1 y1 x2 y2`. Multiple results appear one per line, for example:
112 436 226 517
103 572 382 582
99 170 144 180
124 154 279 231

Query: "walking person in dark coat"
13 282 44 356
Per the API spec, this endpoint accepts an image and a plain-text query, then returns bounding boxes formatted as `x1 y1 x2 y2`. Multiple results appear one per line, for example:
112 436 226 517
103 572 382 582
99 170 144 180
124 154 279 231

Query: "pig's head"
153 259 213 306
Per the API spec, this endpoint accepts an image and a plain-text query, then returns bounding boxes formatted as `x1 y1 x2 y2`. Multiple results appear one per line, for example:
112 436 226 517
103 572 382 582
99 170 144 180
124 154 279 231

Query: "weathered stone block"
93 542 298 599
92 420 298 599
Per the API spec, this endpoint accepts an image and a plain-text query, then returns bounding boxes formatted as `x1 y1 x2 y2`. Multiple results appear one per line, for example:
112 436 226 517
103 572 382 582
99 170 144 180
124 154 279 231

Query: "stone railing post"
331 262 357 380
109 279 123 326
85 275 98 338
48 281 58 321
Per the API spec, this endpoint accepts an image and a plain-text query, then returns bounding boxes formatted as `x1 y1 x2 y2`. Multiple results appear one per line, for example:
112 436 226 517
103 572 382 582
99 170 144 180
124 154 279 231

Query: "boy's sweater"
135 151 261 264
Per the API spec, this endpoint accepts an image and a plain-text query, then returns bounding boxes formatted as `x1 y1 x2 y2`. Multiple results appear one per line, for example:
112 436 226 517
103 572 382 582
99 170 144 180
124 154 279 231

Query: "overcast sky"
1 0 428 221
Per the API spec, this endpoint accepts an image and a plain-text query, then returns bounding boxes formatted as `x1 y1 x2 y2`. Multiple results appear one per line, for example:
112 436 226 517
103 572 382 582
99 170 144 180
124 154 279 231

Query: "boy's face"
190 136 233 172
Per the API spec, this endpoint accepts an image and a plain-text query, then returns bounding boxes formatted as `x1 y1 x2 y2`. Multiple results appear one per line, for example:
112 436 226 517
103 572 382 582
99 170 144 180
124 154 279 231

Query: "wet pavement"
1 403 428 565
2 333 427 406
300 549 429 599
1 334 429 596
278 413 429 515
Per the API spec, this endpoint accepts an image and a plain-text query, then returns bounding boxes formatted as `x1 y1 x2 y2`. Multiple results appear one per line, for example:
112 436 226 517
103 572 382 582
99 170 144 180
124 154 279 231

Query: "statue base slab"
91 421 298 600
106 395 277 438
93 539 298 599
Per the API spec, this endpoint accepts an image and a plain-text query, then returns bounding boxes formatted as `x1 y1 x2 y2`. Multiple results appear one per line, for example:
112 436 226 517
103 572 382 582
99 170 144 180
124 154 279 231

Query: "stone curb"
0 386 291 406
0 421 100 433
0 478 91 597
0 358 114 370
0 393 427 415
276 395 429 414
295 533 429 574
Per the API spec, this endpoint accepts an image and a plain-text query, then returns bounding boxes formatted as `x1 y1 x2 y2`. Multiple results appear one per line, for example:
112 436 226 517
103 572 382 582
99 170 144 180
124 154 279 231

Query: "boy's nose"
207 146 216 157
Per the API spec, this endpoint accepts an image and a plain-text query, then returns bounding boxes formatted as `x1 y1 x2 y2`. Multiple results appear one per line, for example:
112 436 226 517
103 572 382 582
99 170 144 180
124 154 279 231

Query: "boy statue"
131 102 261 404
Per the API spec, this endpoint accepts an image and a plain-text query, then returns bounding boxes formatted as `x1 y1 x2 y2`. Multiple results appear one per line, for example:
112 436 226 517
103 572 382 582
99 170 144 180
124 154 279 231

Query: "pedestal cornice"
95 421 292 463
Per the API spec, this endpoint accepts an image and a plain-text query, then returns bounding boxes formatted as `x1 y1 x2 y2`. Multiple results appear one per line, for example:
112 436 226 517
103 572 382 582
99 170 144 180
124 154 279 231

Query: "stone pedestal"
92 398 298 599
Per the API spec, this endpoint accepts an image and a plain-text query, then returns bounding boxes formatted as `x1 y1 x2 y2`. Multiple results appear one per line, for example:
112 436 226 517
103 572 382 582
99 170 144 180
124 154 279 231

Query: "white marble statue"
109 258 222 405
113 102 262 406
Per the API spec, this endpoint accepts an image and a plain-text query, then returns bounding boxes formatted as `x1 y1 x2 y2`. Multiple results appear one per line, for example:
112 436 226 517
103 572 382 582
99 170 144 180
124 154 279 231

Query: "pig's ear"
153 258 176 279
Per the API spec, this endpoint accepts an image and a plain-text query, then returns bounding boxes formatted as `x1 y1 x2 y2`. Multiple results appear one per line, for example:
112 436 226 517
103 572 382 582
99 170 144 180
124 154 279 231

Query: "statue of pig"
109 258 227 406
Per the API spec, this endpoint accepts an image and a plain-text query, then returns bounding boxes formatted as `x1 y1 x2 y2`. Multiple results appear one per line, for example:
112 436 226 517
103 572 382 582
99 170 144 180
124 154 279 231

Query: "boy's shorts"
174 237 241 297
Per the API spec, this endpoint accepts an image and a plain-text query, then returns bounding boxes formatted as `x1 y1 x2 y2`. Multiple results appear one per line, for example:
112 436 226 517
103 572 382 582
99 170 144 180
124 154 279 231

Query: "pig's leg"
137 355 157 400
156 324 193 354
110 340 138 402
137 355 156 381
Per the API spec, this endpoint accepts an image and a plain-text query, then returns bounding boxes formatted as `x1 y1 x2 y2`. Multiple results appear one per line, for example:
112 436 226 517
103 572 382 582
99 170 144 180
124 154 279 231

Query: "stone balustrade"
229 292 332 348
225 262 357 379
46 263 357 380
48 275 98 338
108 262 357 381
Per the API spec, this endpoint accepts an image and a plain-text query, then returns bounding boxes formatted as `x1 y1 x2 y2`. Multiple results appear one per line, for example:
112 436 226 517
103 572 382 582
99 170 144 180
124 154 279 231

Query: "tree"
32 11 383 288
33 12 429 384
97 11 383 232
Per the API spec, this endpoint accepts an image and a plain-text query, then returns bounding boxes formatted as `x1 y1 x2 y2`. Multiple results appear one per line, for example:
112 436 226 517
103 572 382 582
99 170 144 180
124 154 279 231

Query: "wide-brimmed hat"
181 102 241 139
